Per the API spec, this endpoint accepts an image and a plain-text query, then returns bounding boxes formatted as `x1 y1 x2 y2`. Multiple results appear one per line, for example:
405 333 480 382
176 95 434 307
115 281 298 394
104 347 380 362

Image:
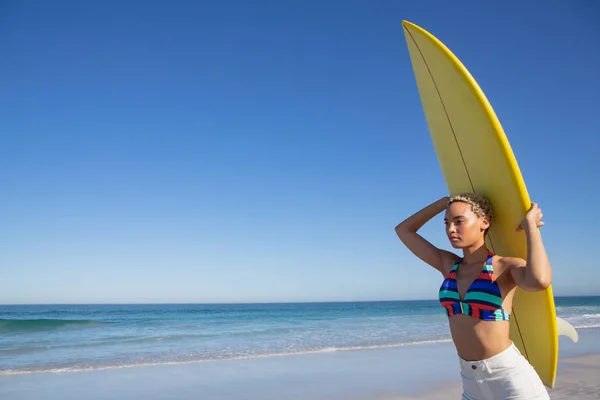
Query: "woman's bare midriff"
449 315 513 361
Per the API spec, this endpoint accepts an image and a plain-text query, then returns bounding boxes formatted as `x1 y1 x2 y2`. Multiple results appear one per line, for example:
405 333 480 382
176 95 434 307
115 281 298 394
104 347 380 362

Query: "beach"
1 329 599 399
1 299 599 399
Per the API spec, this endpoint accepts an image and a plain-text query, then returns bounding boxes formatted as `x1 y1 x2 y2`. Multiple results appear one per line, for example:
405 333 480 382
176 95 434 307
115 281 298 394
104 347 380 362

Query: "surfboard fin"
556 316 578 343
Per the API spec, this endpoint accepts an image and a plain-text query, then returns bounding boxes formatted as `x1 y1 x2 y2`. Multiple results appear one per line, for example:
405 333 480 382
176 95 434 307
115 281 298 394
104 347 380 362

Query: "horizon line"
2 294 598 307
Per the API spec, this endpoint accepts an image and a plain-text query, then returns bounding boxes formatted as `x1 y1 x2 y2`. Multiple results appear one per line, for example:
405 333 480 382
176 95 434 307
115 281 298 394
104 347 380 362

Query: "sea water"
1 296 599 375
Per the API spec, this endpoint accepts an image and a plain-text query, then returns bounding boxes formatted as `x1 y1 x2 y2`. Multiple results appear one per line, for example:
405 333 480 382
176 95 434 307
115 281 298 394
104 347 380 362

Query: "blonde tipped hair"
447 192 494 224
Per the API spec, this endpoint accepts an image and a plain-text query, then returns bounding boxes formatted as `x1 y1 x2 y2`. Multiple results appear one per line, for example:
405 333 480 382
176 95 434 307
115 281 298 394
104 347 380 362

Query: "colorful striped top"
438 251 510 321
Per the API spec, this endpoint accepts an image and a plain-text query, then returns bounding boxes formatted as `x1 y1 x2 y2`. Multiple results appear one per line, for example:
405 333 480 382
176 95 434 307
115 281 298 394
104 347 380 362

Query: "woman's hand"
517 202 544 231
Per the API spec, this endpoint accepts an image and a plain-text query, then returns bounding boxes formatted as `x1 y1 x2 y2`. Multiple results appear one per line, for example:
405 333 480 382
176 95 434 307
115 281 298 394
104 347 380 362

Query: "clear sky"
1 1 599 304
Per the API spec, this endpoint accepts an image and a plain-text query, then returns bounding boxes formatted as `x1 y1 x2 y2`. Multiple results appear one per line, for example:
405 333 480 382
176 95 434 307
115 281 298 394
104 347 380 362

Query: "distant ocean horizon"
2 295 599 376
4 294 599 306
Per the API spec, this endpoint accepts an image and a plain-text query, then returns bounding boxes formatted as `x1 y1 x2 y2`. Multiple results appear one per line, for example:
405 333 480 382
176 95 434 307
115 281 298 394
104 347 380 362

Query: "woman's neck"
461 242 489 264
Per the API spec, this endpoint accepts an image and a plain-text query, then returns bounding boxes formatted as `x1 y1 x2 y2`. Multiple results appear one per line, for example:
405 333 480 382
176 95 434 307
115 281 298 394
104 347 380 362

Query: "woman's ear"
481 218 491 232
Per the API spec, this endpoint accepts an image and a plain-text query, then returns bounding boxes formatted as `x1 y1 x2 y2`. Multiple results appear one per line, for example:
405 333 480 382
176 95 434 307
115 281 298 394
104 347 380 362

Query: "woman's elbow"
538 274 552 290
395 220 414 234
528 272 552 291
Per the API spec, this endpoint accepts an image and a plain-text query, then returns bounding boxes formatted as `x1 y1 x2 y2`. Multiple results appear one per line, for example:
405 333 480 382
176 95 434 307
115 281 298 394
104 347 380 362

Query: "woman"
395 193 552 400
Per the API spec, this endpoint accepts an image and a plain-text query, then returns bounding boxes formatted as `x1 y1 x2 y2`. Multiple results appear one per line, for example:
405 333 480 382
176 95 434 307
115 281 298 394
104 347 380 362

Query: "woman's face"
444 201 489 248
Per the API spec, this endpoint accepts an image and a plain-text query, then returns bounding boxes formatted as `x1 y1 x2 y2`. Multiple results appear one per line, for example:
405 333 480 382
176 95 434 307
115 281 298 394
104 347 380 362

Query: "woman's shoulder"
439 250 462 276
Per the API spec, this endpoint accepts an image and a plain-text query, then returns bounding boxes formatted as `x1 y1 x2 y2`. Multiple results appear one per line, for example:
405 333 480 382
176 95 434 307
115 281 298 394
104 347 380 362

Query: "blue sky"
1 1 598 304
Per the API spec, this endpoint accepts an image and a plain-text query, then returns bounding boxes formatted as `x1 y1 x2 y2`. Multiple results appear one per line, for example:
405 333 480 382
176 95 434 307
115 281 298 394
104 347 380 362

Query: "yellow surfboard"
401 20 558 387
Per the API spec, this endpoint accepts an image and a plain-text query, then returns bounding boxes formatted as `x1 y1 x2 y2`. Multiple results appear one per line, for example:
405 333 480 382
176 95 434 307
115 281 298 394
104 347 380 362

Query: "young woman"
395 193 552 400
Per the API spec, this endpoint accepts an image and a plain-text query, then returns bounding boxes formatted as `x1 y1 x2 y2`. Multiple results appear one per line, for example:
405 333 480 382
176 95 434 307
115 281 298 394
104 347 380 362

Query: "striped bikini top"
438 251 510 321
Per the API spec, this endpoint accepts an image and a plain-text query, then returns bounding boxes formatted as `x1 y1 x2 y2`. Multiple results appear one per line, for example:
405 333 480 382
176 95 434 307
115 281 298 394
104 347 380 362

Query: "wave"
0 332 222 355
580 313 600 319
574 324 600 330
556 306 600 314
0 319 105 333
0 338 453 376
562 313 600 330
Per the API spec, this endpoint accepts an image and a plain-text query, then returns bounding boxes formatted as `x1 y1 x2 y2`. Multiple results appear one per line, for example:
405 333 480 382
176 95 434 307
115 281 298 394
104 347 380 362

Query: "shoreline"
1 330 599 400
3 326 599 377
0 338 455 377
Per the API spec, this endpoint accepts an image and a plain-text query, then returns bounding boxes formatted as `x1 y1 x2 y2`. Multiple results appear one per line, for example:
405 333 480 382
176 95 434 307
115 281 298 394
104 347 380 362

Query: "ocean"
1 296 599 376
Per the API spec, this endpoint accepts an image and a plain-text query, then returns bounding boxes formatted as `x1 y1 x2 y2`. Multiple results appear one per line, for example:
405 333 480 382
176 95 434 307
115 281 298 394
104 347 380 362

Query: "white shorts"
459 342 550 399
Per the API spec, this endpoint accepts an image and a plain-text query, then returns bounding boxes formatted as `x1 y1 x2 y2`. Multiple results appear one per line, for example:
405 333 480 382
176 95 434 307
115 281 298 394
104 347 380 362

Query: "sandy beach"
1 329 598 400
382 354 600 399
546 354 600 400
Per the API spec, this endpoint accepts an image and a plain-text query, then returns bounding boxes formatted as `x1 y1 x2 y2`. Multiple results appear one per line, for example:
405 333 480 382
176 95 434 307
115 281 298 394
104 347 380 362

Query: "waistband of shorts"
459 342 524 372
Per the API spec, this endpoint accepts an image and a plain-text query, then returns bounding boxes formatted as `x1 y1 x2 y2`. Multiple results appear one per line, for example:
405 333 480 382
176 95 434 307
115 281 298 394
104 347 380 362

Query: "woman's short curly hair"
447 192 494 224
